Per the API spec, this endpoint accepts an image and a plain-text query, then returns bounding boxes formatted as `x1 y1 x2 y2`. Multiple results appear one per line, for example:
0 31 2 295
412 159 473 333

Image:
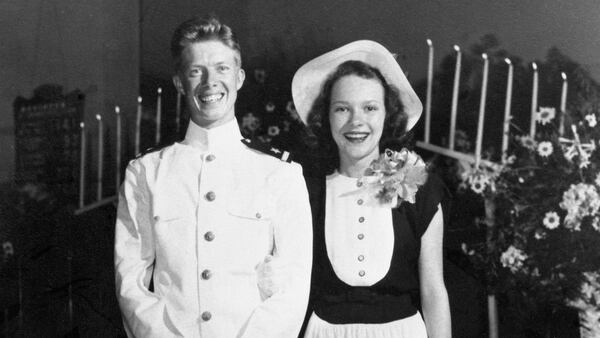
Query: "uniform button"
358 216 365 223
201 311 212 321
206 154 216 162
356 181 363 187
358 270 365 277
358 255 365 262
357 199 363 205
255 213 262 219
201 269 212 280
205 191 216 201
357 233 365 240
204 231 215 242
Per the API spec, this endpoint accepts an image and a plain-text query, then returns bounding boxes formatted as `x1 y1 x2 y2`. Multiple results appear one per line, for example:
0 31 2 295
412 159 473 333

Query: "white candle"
176 92 182 135
475 54 489 167
135 96 142 155
156 87 162 145
425 39 434 143
115 106 121 193
559 72 568 136
502 58 513 159
449 45 462 150
79 122 86 208
96 114 103 201
530 62 539 138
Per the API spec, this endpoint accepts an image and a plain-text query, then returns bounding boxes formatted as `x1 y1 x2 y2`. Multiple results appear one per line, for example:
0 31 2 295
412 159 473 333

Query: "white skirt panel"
304 311 428 338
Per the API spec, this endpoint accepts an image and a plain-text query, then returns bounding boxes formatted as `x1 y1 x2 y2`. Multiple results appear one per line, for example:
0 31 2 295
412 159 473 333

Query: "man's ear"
236 68 246 90
172 75 185 95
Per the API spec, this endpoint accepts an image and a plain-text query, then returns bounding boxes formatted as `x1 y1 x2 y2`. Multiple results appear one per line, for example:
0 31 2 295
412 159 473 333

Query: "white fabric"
114 118 312 338
325 172 394 286
304 311 428 338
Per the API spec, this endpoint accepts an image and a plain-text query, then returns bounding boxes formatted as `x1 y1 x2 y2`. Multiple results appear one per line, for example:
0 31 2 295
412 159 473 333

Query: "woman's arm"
419 204 452 338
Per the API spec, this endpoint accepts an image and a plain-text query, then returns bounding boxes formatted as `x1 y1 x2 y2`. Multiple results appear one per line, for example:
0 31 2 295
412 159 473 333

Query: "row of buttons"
357 195 366 278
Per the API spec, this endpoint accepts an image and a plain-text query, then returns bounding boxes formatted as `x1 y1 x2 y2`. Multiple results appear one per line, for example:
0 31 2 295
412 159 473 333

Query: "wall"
0 0 139 184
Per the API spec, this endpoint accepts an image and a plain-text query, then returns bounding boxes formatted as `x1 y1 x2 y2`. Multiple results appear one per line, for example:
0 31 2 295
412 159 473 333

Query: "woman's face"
329 75 386 166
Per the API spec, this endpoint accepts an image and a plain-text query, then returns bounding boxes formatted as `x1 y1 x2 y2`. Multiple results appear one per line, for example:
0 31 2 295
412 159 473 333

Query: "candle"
156 87 162 145
79 122 86 208
96 114 103 201
424 39 434 143
475 53 489 167
176 91 182 135
502 58 514 159
449 45 462 150
559 72 568 136
530 62 539 138
115 106 121 193
135 96 142 155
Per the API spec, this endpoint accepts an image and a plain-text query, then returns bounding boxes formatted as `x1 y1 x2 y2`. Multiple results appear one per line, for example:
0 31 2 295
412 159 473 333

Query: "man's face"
173 40 245 129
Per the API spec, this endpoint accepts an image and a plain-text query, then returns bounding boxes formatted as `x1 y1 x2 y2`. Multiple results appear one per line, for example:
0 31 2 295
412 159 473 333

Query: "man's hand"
256 255 285 300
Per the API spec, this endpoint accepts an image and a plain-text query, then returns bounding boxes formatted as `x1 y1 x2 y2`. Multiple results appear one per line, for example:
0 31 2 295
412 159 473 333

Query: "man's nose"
201 69 217 87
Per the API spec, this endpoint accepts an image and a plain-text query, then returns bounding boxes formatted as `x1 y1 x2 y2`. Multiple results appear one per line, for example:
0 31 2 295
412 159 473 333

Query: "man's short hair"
170 16 242 71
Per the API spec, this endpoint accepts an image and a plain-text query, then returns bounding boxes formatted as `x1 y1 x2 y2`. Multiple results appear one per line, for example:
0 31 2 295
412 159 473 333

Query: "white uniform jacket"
114 119 312 337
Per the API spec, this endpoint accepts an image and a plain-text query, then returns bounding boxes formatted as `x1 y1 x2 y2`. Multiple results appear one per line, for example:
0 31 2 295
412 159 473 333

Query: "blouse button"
358 216 365 223
205 191 216 201
357 233 364 240
206 154 216 162
358 255 365 262
357 199 363 205
358 270 365 277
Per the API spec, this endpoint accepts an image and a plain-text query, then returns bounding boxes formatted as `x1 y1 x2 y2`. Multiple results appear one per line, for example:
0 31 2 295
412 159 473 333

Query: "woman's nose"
349 109 365 126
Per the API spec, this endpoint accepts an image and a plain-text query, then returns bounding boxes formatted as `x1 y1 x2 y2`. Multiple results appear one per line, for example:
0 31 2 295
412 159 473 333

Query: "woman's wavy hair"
305 60 409 173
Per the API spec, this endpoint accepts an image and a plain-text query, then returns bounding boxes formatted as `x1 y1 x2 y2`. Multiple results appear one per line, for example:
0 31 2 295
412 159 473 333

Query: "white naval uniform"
114 118 312 337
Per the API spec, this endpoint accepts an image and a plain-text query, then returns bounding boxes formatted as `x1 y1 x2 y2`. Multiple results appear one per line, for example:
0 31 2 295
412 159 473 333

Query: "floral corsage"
358 148 428 207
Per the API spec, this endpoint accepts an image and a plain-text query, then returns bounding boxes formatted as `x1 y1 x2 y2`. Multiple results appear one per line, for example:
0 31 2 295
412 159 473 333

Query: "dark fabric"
301 172 449 329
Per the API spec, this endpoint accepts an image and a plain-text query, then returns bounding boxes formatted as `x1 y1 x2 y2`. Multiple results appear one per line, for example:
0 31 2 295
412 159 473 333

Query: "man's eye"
189 69 201 76
218 65 231 72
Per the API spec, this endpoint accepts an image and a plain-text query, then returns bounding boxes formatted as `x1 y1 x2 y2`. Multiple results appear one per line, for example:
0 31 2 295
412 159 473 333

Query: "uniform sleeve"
414 173 451 238
114 160 173 337
239 162 313 338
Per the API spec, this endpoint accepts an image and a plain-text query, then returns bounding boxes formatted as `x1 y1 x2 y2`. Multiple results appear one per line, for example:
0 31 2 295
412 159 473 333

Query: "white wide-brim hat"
291 40 422 132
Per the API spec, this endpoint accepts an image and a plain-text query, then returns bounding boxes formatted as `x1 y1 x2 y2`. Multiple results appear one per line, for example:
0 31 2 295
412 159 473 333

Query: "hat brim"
291 40 422 132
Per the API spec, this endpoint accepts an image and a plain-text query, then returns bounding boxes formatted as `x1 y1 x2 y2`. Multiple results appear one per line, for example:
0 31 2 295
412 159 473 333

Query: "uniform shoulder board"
241 138 293 163
135 142 175 159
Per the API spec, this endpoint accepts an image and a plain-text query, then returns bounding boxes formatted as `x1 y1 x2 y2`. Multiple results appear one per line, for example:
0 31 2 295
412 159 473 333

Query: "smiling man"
114 16 312 337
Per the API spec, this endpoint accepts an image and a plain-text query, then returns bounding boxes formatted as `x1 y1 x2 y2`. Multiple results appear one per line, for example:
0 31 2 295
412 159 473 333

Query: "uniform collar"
183 118 243 154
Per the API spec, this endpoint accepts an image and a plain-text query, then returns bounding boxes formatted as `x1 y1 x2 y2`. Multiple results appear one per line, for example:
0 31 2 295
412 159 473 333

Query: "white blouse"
325 171 395 286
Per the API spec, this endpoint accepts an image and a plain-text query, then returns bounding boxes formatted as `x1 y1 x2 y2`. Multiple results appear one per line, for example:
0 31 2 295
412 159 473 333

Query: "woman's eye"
333 106 348 113
365 105 379 112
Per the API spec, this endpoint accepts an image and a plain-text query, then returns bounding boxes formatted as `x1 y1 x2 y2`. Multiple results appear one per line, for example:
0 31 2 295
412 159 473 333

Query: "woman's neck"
338 151 379 178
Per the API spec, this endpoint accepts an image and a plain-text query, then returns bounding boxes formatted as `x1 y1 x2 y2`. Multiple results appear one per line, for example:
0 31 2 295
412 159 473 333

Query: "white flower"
585 114 597 128
559 183 600 231
265 102 276 113
519 135 537 150
500 245 528 273
543 211 560 229
470 177 486 195
241 112 260 132
537 141 553 157
536 107 556 125
267 125 280 137
534 230 546 240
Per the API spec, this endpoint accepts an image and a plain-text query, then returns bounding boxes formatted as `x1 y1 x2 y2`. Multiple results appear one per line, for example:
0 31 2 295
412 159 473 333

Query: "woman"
292 40 451 337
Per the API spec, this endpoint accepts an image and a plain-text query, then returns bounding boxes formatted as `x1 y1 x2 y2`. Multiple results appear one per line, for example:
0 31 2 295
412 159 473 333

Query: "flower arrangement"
459 103 600 331
358 148 428 207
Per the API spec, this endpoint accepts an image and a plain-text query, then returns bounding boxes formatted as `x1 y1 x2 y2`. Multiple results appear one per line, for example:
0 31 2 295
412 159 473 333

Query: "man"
114 16 312 337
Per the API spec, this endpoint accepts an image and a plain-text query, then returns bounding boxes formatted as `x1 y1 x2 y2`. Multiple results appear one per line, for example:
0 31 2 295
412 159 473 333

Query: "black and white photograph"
1 1 600 337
